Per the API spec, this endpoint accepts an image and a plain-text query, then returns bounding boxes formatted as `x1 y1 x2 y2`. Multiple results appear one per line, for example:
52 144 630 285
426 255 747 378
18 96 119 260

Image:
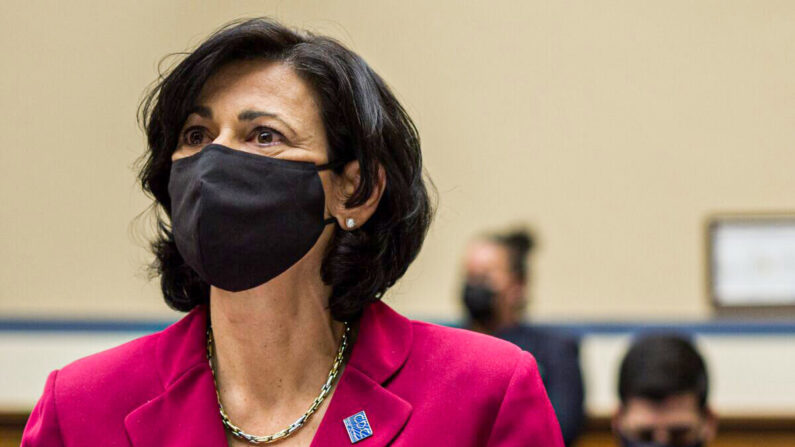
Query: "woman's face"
172 58 349 231
170 59 355 282
168 58 386 288
463 240 515 294
463 240 526 318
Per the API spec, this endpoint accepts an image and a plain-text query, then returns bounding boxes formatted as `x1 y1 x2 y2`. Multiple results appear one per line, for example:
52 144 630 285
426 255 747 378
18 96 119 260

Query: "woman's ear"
330 160 386 230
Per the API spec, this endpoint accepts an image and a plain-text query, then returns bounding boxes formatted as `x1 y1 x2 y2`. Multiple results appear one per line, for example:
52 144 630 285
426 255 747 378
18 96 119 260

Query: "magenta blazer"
22 300 564 446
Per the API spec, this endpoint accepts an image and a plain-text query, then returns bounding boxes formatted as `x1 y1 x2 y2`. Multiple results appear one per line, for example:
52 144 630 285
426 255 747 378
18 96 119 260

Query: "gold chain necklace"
206 321 351 444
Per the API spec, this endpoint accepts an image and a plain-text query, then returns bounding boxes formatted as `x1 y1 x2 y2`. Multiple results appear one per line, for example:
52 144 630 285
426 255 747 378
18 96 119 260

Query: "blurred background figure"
461 228 585 446
612 335 717 447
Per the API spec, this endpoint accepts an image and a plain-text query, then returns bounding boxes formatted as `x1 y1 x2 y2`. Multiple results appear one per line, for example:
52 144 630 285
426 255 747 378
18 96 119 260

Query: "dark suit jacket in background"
495 324 586 446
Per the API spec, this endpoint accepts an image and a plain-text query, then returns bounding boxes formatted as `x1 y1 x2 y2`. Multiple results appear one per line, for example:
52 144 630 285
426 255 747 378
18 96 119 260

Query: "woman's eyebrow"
238 109 297 136
189 105 213 118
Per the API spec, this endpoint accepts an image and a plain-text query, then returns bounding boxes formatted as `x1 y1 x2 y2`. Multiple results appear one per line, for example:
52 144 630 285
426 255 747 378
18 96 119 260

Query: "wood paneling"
3 413 793 446
0 413 25 447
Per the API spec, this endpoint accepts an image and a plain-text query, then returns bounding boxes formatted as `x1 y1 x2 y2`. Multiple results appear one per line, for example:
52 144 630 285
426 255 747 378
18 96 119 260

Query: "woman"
22 18 564 447
461 229 585 446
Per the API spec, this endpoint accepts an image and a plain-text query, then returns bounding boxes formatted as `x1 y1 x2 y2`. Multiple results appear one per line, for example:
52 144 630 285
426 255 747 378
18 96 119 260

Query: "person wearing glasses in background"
461 228 585 446
613 334 718 447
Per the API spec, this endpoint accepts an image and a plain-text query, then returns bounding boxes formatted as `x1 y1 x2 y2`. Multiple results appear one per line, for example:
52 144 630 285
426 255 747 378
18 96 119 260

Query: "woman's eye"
182 127 207 146
253 127 284 146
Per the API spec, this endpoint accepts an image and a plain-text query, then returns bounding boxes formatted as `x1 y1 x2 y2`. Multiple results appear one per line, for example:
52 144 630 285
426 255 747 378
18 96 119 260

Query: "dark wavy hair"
137 18 434 321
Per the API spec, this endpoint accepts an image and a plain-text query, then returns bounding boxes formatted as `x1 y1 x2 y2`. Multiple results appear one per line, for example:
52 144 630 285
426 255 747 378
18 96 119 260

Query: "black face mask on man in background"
462 281 497 327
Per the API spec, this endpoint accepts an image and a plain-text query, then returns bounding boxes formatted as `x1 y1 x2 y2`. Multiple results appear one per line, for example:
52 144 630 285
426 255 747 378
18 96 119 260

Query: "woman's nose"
211 132 239 151
212 132 266 157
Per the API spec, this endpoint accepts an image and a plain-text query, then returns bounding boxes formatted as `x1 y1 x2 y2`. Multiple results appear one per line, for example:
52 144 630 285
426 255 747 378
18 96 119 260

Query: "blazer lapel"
309 365 411 447
124 305 227 446
310 300 415 447
124 362 227 446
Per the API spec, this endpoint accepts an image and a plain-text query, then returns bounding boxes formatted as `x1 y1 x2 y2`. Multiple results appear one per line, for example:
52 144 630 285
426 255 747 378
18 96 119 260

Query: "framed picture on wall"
707 213 795 314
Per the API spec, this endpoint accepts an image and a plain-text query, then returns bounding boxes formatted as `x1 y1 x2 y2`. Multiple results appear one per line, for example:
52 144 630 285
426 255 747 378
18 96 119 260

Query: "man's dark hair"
618 334 709 409
137 17 434 321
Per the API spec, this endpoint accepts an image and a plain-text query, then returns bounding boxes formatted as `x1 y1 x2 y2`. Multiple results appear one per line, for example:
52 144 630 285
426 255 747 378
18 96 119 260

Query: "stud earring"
345 218 356 229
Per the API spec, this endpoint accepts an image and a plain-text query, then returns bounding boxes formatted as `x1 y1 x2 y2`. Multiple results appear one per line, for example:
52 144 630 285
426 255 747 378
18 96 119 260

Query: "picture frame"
707 213 795 316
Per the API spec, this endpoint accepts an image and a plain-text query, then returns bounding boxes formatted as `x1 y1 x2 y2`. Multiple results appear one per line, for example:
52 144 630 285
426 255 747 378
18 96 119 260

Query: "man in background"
461 228 585 446
613 334 718 447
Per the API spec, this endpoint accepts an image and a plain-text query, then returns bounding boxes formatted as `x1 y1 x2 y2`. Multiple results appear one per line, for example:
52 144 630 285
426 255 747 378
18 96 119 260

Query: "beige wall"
1 0 794 320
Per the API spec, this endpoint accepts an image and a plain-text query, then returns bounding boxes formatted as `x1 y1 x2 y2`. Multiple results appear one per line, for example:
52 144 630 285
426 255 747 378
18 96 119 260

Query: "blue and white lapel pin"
343 410 373 443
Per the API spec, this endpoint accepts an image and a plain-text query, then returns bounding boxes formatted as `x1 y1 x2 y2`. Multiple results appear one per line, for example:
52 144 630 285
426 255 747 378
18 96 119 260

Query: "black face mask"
462 281 497 326
619 433 704 447
168 144 340 291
